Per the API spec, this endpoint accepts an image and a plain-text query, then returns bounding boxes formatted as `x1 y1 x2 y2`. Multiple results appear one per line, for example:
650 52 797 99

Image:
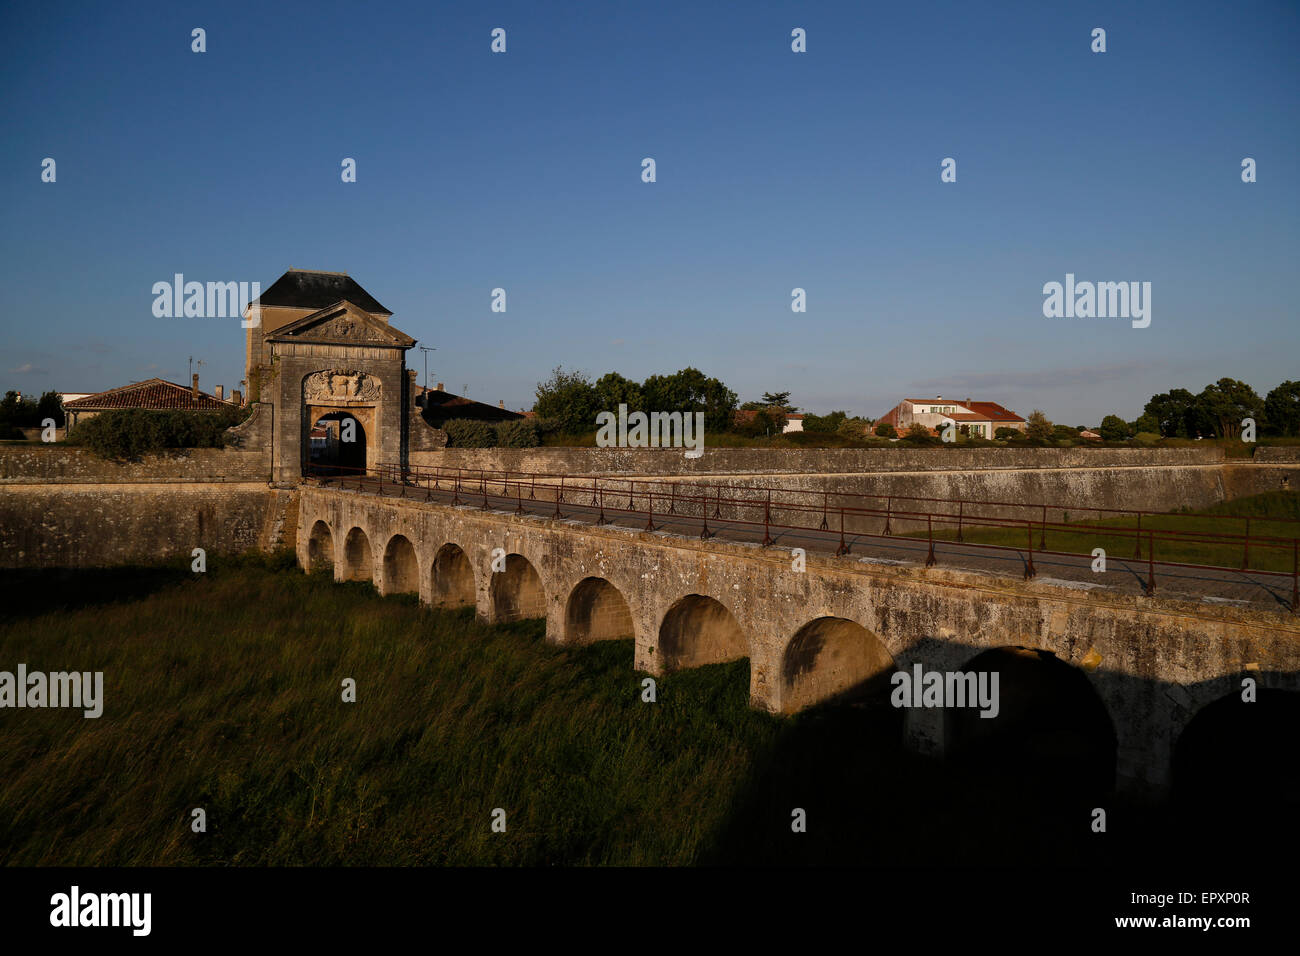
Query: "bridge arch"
781 616 896 714
341 526 374 583
382 533 419 595
430 543 476 608
944 646 1116 792
306 519 334 573
658 594 748 672
565 577 634 644
1173 686 1300 821
490 553 546 622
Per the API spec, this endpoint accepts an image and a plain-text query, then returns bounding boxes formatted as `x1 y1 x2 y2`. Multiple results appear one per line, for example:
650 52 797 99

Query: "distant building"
1078 429 1102 441
63 377 231 432
417 382 525 427
876 397 1026 438
783 413 804 434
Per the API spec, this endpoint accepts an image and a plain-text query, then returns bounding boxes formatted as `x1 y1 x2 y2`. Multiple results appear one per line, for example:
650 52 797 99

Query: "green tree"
35 391 65 428
874 422 897 438
1098 415 1130 441
592 372 643 415
642 368 737 433
1051 424 1077 443
1143 388 1197 437
534 367 599 433
760 391 793 410
1194 378 1263 438
1025 409 1053 442
1264 380 1300 436
836 416 870 440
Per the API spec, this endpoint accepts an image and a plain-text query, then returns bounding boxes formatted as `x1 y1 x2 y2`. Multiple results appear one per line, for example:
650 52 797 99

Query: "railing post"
515 477 524 514
1040 504 1046 550
592 478 599 507
1134 512 1143 559
836 508 849 556
481 475 489 510
762 490 773 546
700 489 712 539
452 469 460 505
925 513 936 567
1292 538 1298 613
820 491 829 531
669 483 677 515
1146 530 1156 596
597 485 607 525
1024 521 1036 579
529 474 536 499
553 476 564 519
1241 517 1251 570
956 500 964 543
884 496 892 536
645 486 655 532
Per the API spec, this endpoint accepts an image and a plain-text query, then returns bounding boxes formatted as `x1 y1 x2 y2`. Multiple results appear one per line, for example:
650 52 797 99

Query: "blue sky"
1 0 1296 424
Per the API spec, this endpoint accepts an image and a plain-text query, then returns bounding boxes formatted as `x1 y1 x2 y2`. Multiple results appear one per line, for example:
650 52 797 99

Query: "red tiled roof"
962 401 1025 423
63 378 230 411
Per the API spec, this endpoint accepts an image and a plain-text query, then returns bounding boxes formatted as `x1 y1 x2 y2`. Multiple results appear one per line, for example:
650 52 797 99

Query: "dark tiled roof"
64 378 230 411
420 389 524 424
254 269 390 315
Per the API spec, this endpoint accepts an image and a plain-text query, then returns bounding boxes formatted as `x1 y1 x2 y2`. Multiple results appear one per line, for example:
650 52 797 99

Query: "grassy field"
909 490 1300 573
0 554 1292 866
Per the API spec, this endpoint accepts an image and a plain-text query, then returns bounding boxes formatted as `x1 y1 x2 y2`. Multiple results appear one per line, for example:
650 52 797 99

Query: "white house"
876 397 1027 438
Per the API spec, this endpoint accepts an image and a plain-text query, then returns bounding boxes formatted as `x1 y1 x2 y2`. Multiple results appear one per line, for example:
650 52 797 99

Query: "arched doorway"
308 411 367 477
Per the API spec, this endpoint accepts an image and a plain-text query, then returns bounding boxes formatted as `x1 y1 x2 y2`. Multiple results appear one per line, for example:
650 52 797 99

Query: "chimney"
966 397 972 405
232 389 243 406
436 382 444 392
498 400 504 409
215 385 224 401
192 374 199 398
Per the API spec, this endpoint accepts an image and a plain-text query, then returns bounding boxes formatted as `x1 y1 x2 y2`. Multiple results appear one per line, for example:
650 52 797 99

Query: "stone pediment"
264 300 415 348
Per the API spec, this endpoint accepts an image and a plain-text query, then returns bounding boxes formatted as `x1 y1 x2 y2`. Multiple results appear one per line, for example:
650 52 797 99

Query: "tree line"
1108 378 1300 440
0 390 65 439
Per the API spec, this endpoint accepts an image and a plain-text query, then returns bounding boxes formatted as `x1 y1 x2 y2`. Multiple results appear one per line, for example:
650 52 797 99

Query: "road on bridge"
315 475 1296 613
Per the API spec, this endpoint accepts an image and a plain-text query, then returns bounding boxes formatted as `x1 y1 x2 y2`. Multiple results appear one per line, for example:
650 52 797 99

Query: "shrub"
72 408 245 460
496 419 540 448
994 427 1018 440
443 419 498 448
901 423 938 444
874 423 897 438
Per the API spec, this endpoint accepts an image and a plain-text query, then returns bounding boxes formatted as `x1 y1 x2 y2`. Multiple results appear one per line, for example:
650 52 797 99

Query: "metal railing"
302 462 1300 611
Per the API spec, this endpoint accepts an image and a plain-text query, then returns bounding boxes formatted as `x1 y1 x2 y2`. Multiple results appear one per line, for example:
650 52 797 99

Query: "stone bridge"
297 483 1300 797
